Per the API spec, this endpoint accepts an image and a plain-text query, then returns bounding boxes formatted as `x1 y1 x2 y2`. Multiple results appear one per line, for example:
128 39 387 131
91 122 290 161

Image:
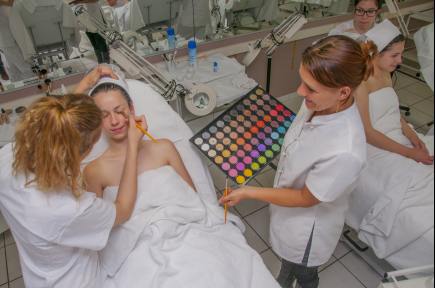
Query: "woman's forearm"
244 186 320 208
114 142 139 226
401 117 417 140
366 128 412 158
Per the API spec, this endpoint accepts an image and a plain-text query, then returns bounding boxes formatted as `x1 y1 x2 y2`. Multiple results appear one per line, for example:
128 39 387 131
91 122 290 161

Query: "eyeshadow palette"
190 86 296 185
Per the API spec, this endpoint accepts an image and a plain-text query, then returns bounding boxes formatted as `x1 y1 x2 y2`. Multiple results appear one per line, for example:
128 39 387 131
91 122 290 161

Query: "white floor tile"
416 126 431 135
319 261 365 288
235 197 268 218
333 241 351 259
261 249 282 278
348 248 394 279
404 82 434 99
5 244 21 281
393 73 417 90
208 165 227 191
0 284 7 288
286 95 304 113
255 169 277 188
413 100 435 117
340 252 383 288
0 235 4 249
319 256 338 272
186 114 214 134
0 248 7 286
397 89 425 106
244 207 271 245
9 277 25 288
403 109 433 129
242 220 269 254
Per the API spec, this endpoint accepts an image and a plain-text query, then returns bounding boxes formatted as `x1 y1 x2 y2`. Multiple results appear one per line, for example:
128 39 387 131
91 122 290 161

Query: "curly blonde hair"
13 94 102 197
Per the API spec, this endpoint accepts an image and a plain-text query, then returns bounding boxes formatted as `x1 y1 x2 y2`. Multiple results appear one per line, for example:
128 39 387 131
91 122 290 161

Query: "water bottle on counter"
186 40 197 79
167 27 176 50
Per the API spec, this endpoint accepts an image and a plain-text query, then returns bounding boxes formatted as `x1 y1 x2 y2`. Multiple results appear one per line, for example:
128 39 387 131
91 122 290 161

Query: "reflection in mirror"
0 0 93 93
279 0 352 19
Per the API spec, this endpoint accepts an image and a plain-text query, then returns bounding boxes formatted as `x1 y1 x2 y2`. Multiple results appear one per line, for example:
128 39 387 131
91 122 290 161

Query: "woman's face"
93 90 132 141
376 41 405 73
297 65 351 114
354 0 379 33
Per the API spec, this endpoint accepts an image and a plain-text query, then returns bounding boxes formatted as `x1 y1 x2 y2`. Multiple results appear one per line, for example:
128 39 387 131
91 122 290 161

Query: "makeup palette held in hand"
190 86 296 185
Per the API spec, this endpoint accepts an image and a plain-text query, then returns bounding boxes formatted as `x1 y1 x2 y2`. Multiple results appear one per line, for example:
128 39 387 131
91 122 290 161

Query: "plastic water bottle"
186 40 197 79
167 27 176 50
188 40 197 68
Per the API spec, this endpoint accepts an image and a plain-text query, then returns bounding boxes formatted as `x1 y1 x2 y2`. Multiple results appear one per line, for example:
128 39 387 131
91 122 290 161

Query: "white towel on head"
89 65 129 95
366 20 401 52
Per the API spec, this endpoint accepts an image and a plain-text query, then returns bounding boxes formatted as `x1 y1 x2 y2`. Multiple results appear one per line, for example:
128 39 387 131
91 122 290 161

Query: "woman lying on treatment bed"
352 20 434 263
78 71 280 288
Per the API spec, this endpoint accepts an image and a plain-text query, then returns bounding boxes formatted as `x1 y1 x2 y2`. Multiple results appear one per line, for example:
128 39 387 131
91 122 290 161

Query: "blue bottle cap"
188 40 197 49
167 27 175 36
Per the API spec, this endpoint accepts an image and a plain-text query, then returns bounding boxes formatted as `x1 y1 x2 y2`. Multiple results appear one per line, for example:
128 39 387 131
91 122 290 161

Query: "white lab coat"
103 0 145 33
271 102 366 267
0 144 116 288
329 20 358 36
0 6 33 81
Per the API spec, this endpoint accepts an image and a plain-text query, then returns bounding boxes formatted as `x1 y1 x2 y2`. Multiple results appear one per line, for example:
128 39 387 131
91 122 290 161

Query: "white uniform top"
271 101 366 267
0 144 116 288
83 2 105 33
0 6 16 48
329 20 356 36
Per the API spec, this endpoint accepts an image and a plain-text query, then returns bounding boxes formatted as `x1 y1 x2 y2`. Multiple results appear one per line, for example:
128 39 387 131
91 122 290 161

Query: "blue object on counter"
188 40 197 68
213 61 219 73
167 27 176 50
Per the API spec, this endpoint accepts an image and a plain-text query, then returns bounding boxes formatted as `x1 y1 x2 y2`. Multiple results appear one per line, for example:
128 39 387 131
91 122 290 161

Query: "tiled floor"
0 72 433 288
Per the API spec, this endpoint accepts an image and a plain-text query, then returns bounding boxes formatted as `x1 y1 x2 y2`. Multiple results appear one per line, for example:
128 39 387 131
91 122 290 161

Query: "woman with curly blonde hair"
0 67 146 288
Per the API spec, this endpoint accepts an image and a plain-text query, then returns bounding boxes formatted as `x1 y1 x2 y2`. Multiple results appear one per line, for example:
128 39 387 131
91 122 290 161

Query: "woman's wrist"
403 147 415 159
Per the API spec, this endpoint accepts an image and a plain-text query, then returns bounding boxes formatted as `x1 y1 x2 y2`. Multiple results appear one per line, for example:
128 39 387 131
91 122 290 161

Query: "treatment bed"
346 142 434 270
83 79 280 288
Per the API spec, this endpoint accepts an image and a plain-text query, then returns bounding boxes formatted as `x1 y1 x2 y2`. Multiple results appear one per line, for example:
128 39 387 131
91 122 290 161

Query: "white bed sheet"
346 165 434 270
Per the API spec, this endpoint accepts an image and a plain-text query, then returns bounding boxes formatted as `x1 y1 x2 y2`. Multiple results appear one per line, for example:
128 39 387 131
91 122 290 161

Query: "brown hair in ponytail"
13 94 102 197
302 35 377 90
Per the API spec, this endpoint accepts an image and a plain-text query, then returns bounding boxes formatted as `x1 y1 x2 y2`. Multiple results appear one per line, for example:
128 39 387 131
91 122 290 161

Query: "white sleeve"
305 153 364 203
56 193 116 251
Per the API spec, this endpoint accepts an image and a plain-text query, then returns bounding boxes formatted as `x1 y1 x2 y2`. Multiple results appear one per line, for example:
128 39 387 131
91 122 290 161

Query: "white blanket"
101 166 280 288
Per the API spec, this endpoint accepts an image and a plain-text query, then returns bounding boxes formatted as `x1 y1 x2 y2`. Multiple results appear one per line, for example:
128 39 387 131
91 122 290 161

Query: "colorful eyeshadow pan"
190 86 296 185
215 156 224 165
209 138 218 146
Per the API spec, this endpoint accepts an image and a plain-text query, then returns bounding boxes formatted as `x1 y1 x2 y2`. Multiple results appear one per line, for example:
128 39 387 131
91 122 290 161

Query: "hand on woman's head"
74 65 119 94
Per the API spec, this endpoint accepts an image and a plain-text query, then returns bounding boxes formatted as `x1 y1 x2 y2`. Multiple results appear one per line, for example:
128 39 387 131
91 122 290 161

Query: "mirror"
0 0 416 93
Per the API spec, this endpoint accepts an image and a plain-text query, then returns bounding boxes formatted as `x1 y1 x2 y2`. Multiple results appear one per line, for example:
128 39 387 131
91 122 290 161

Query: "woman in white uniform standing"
0 67 146 288
329 0 382 38
220 36 375 287
0 0 34 81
